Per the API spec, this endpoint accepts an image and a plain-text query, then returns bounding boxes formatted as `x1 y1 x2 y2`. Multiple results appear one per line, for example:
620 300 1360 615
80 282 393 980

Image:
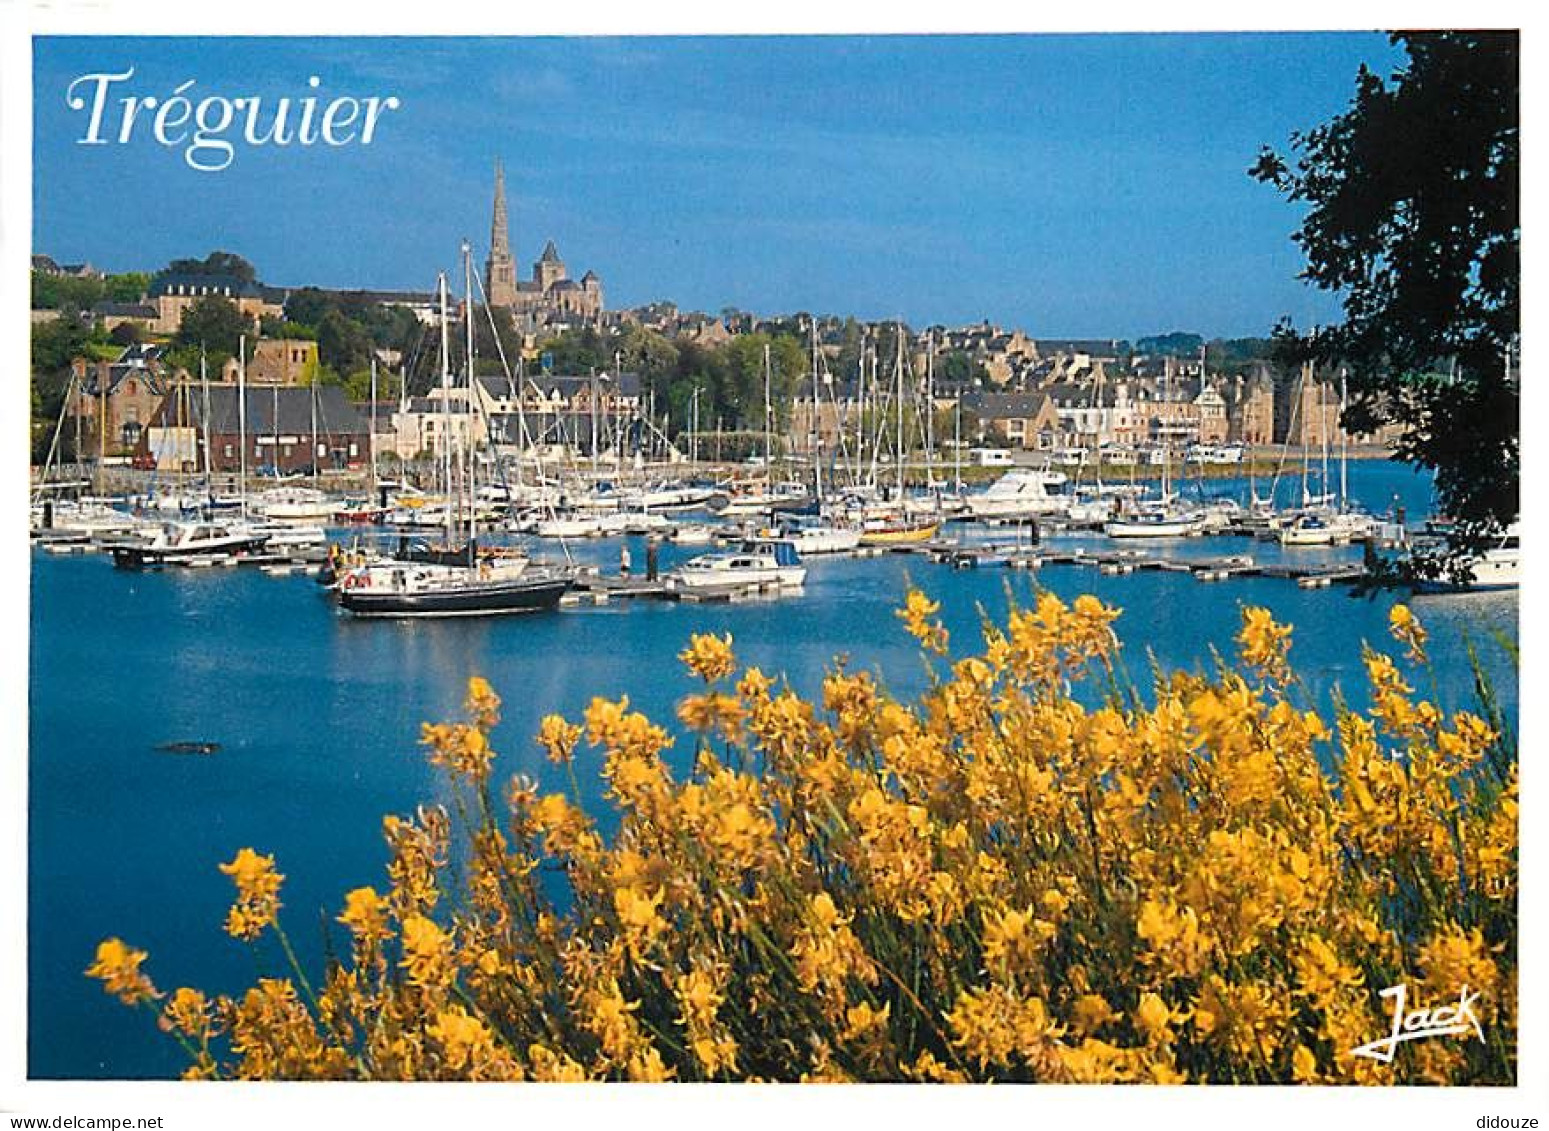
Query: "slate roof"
959 392 1056 420
151 384 367 437
148 272 265 299
93 301 158 319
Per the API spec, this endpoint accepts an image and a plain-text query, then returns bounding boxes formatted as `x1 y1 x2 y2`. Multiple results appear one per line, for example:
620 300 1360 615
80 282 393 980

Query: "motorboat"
667 522 721 546
237 519 328 556
675 540 807 590
534 513 607 538
1414 523 1520 592
108 519 270 569
714 480 812 517
964 470 1071 520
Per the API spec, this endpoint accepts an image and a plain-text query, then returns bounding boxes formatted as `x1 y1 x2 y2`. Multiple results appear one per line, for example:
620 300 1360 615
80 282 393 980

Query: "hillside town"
31 164 1403 482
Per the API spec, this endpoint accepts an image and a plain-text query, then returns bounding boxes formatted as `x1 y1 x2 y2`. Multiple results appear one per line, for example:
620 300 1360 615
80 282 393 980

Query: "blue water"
27 459 1516 1078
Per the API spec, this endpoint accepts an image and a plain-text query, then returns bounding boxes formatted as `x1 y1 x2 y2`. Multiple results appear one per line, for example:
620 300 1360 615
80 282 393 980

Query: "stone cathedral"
483 161 604 325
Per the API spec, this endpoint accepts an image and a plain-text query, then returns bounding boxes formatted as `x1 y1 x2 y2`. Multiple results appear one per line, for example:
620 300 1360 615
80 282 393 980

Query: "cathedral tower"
485 161 517 307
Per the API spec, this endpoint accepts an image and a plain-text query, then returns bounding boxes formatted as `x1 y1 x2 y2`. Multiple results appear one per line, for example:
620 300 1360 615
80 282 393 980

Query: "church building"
484 162 604 326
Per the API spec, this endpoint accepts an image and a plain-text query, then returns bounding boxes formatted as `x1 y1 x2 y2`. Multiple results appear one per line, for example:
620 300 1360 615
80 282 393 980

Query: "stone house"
958 391 1062 451
68 343 178 456
219 338 320 385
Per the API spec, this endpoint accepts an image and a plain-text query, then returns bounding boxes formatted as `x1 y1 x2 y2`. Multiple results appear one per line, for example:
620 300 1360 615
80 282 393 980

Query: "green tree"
103 272 151 302
174 295 249 371
1252 32 1518 558
165 250 257 282
316 308 375 377
30 271 104 313
283 287 334 327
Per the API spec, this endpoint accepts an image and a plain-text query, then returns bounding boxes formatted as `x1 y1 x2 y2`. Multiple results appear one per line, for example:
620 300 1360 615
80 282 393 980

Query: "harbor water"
28 458 1517 1078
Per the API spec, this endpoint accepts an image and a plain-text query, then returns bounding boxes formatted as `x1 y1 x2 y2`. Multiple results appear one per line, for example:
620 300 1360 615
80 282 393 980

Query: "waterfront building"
140 383 369 474
67 343 177 457
1225 367 1277 446
390 389 480 461
959 390 1062 451
1046 378 1145 450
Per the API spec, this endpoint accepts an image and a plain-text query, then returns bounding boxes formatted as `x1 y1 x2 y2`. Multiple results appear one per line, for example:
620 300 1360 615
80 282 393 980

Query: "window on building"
224 445 234 458
282 445 292 458
348 443 359 457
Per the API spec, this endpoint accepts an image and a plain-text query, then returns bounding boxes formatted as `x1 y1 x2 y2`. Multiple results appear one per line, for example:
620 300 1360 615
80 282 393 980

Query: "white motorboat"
714 480 812 517
1460 526 1522 590
965 470 1071 520
675 540 807 590
596 510 672 536
108 519 270 568
237 519 328 555
1196 498 1245 533
1415 523 1520 592
667 522 721 546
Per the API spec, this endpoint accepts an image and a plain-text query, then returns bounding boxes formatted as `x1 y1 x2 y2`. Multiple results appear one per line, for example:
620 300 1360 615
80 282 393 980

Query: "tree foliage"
165 250 258 282
173 296 250 372
31 271 151 313
1252 32 1519 553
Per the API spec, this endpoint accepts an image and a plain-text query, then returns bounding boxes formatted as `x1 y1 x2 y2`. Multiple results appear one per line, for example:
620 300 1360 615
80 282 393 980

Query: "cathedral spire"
485 160 516 307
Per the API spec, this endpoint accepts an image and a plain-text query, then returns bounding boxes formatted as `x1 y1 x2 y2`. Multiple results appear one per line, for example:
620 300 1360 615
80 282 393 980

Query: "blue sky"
32 34 1406 338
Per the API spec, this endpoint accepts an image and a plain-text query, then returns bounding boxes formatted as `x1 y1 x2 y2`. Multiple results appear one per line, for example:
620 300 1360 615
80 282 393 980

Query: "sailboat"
337 262 569 617
1104 386 1202 539
855 324 939 545
1279 368 1375 546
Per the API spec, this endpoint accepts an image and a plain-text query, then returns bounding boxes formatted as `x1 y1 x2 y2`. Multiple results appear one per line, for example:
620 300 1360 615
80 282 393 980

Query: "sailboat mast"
199 347 211 487
925 330 935 492
953 392 962 493
763 342 773 494
438 271 453 546
1299 361 1312 507
463 240 477 542
1339 368 1348 511
309 377 319 490
1319 371 1330 504
369 358 378 489
894 324 904 497
238 335 248 516
810 318 822 504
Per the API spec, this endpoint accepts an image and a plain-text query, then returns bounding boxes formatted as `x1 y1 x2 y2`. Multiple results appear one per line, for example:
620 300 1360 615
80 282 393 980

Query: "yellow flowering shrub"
92 598 1517 1084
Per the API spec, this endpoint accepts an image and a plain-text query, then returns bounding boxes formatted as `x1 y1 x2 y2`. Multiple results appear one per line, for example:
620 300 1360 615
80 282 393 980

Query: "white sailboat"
1104 416 1201 538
